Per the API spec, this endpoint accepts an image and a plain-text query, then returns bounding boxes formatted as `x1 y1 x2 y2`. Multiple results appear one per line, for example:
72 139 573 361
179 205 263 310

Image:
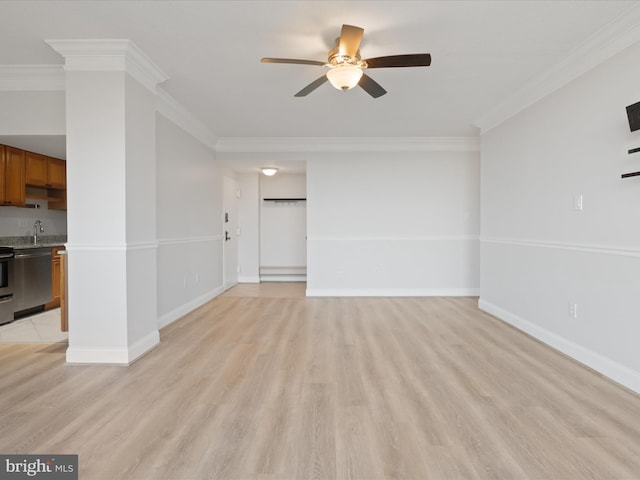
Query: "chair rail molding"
481 236 640 258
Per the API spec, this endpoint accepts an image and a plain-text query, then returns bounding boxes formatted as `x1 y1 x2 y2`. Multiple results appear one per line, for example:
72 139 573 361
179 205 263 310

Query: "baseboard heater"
259 266 307 282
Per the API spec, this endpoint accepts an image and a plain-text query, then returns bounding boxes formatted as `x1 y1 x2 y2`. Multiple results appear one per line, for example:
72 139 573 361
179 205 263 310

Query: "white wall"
480 40 640 393
237 173 260 282
0 91 65 135
307 150 480 296
156 113 224 327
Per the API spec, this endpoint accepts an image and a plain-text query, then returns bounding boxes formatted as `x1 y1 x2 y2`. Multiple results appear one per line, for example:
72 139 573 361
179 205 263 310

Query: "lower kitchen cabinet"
60 251 67 332
45 246 65 311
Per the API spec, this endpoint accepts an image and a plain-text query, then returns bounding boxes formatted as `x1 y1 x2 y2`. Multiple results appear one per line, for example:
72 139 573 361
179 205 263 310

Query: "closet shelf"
621 171 640 179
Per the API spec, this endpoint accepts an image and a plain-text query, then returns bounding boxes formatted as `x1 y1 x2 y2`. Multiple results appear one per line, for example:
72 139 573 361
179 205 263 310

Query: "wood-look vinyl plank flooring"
1 288 640 479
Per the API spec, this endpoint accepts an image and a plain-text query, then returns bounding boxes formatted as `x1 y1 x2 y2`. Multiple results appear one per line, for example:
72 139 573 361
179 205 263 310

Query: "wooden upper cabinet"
26 152 66 189
26 152 49 186
1 146 26 206
47 158 66 189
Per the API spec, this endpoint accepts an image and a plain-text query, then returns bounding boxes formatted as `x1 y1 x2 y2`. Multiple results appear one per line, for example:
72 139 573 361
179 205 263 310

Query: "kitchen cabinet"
26 152 66 189
46 246 65 311
0 145 26 206
30 187 66 211
0 144 66 210
60 251 67 332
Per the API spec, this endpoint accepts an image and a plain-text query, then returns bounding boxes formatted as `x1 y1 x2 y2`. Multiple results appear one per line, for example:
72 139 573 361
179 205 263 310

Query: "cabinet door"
46 249 62 310
4 146 25 206
0 145 5 202
47 157 66 189
25 151 48 186
60 252 67 331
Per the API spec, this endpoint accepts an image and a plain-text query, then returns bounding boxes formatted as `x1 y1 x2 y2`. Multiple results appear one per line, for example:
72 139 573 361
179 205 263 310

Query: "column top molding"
45 39 168 93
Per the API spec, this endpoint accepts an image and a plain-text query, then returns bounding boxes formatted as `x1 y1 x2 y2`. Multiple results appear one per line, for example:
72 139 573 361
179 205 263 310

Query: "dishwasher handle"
14 251 52 259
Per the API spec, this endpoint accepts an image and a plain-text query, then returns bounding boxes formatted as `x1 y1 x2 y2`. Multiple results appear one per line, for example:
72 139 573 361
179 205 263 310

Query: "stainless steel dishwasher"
13 247 52 315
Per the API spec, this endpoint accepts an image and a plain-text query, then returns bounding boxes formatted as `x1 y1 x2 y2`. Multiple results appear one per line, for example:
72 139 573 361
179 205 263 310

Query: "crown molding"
216 136 480 153
0 65 64 91
473 4 640 134
45 39 168 93
156 88 217 150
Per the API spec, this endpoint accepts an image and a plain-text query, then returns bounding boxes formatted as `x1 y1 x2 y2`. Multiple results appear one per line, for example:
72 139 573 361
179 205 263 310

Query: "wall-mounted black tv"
626 101 640 132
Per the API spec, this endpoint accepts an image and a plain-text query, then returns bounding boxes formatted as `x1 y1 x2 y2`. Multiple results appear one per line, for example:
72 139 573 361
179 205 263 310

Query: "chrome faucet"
33 220 44 245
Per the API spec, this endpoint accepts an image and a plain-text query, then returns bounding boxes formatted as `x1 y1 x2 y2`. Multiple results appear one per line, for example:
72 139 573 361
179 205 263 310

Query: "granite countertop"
0 235 67 250
12 243 66 250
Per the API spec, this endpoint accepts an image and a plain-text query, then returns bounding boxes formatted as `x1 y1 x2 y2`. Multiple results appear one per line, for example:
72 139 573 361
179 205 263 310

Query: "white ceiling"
0 0 638 145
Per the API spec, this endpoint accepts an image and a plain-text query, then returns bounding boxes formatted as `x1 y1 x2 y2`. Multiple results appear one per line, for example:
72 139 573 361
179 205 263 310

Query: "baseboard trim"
306 288 480 297
478 298 640 395
262 275 307 282
157 285 225 329
65 330 160 365
127 330 161 364
238 276 260 283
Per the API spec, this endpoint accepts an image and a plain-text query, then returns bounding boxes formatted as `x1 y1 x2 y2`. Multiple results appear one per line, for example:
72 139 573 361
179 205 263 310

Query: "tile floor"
0 308 68 343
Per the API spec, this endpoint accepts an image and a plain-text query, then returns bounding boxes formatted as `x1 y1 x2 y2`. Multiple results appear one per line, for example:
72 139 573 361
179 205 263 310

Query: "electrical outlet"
568 303 578 319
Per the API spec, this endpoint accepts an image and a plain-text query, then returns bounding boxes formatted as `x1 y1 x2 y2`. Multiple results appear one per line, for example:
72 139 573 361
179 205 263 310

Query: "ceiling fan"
261 24 431 98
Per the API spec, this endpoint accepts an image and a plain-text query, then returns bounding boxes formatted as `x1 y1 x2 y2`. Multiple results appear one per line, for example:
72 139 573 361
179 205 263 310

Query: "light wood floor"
2 285 640 479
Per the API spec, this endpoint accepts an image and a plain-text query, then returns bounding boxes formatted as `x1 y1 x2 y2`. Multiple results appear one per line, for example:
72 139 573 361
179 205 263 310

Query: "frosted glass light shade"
261 167 278 176
327 64 363 91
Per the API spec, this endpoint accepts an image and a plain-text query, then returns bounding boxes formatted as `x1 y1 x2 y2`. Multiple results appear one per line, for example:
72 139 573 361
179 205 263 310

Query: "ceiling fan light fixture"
261 167 279 176
326 64 363 91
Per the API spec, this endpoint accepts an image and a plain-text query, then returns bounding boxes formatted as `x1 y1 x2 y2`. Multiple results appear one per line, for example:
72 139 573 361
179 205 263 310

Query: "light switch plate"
573 194 583 211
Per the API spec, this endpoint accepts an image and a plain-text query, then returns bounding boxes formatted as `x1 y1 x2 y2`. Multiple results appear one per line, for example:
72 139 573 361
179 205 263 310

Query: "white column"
47 40 167 364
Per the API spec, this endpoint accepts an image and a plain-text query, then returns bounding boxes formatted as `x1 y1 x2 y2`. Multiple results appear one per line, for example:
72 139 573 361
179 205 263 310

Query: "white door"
223 176 239 291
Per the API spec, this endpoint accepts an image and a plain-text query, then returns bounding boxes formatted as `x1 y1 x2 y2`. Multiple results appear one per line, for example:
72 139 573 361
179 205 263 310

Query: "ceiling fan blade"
294 75 329 97
338 24 364 58
364 54 432 68
358 73 387 98
261 57 325 66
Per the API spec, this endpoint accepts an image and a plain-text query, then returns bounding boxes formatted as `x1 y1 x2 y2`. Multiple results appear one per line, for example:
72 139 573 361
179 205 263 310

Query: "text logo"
0 455 77 480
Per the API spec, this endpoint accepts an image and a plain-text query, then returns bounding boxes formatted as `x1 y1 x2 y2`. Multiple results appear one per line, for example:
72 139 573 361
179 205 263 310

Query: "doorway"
259 173 307 282
222 176 239 291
